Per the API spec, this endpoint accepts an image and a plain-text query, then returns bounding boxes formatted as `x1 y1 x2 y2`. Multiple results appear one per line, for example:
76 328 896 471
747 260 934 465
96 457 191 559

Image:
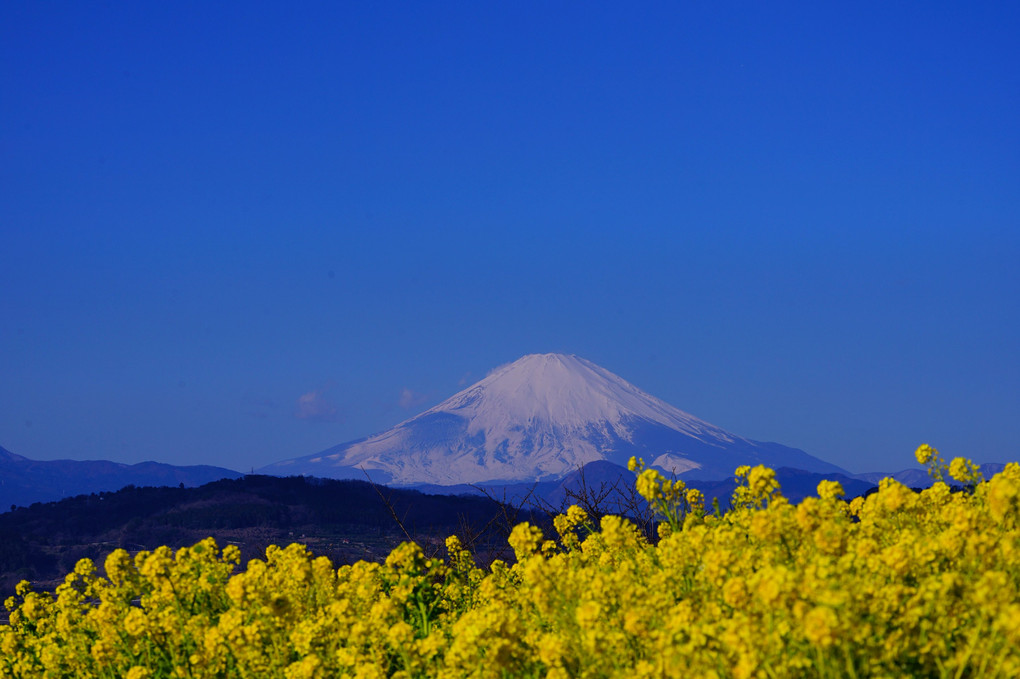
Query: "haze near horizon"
1 3 1018 476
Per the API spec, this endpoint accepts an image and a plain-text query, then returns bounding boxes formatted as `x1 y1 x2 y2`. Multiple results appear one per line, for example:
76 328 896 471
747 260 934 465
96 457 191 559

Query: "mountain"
852 463 1007 489
0 444 242 510
0 445 27 463
261 353 848 485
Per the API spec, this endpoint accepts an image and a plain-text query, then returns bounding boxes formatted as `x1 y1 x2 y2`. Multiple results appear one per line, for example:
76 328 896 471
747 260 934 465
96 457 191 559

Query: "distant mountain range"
850 464 1007 489
4 353 998 511
0 444 241 510
261 353 851 485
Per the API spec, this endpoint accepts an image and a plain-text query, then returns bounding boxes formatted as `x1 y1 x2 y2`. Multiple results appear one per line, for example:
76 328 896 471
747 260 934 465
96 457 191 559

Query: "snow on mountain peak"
423 353 734 444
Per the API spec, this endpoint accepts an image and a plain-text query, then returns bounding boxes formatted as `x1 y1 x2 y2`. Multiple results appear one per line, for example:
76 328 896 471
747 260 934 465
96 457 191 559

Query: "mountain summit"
261 353 847 485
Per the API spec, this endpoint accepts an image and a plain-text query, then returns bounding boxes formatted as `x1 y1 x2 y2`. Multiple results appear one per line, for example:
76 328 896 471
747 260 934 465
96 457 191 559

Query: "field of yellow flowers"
3 445 1019 678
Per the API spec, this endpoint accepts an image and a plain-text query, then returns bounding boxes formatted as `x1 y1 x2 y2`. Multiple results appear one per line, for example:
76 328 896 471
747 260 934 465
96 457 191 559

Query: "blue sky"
2 2 1017 475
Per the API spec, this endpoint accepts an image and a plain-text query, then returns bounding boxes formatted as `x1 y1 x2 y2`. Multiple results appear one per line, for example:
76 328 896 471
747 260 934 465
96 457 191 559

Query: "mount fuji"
260 354 848 486
261 350 844 483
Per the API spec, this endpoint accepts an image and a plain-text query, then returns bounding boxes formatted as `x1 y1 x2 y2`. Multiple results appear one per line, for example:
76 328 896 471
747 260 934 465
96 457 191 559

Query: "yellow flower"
566 504 588 525
915 444 935 465
575 600 601 628
803 606 839 647
722 577 749 608
123 608 149 636
989 474 1019 522
635 468 663 502
90 639 116 666
948 456 984 485
816 479 844 501
285 654 324 679
508 523 544 559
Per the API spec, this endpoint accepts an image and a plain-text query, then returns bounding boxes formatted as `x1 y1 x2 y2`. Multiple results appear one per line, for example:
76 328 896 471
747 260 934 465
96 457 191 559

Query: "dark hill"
0 474 539 600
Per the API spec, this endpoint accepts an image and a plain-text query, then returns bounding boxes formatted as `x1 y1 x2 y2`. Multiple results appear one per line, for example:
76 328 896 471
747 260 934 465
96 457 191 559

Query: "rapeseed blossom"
2 446 1019 677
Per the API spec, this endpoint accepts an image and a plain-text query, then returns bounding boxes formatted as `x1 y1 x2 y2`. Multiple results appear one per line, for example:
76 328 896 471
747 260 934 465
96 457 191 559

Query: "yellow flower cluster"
3 445 1020 678
627 457 704 533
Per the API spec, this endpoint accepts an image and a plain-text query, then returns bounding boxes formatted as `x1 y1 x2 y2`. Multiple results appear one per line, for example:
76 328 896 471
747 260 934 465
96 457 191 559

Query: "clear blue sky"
2 2 1017 475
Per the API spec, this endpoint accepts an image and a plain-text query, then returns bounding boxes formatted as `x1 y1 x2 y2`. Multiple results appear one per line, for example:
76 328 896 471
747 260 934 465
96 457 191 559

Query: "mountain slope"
261 353 847 485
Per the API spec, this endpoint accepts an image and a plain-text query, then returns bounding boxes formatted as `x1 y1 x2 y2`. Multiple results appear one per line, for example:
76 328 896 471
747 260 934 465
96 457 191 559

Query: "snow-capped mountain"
260 353 848 485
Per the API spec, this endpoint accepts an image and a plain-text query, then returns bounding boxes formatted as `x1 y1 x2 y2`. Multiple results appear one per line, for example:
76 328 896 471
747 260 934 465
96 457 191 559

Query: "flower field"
3 446 1020 678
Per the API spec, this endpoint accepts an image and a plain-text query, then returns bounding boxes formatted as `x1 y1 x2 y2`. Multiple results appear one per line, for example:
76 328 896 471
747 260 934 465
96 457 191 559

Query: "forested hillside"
0 475 539 599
